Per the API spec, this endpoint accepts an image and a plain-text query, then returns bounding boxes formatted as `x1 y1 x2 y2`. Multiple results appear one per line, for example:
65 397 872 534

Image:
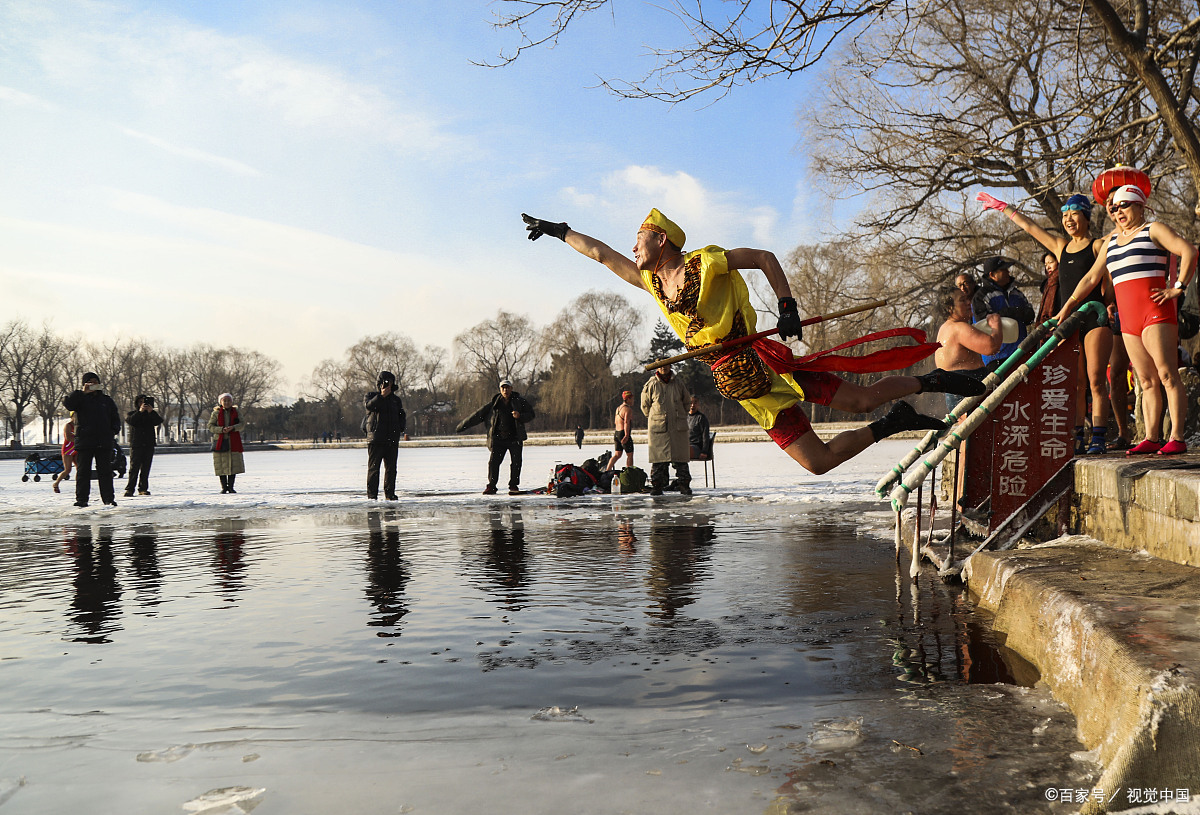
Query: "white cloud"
119 127 263 177
579 165 782 249
0 84 57 111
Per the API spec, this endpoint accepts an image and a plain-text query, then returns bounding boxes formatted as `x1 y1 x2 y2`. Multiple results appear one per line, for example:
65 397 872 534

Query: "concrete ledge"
1074 456 1200 567
963 539 1200 813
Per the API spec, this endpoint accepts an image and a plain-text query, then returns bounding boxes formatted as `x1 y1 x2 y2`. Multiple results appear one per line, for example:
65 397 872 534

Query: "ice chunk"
530 705 593 724
807 717 864 751
137 744 195 763
181 786 265 813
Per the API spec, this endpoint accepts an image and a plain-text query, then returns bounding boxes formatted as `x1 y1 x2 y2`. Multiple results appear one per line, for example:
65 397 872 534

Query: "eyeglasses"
1109 201 1137 212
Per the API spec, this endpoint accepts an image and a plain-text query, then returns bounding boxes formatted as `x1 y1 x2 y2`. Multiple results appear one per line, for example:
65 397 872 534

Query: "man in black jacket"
364 370 406 500
972 256 1035 368
456 380 535 495
62 372 121 508
124 394 164 497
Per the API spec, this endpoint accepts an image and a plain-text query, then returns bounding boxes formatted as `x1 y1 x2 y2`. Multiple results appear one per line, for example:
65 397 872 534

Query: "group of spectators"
935 181 1197 457
54 372 243 507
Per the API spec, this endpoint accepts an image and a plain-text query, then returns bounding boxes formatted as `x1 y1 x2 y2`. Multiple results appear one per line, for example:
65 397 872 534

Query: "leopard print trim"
650 257 769 400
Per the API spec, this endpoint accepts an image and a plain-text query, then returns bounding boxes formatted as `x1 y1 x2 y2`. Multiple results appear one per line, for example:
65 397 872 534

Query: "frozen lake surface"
0 442 1098 813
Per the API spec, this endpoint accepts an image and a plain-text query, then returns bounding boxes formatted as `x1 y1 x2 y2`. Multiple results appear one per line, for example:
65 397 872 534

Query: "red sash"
712 327 939 377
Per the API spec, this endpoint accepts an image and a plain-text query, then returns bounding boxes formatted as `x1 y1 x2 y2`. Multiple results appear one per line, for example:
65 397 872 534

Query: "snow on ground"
0 439 914 534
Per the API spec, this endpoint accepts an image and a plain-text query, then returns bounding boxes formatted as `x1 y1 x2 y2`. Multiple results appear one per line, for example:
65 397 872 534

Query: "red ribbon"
712 327 940 376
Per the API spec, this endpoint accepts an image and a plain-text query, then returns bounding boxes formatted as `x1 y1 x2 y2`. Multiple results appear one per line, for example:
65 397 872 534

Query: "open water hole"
0 499 1097 814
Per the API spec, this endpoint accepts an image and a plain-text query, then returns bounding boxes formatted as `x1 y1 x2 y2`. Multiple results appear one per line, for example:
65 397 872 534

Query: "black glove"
522 213 569 242
777 297 803 342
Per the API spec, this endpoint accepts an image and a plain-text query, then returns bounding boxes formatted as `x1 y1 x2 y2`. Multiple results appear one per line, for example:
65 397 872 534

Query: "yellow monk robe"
641 245 807 431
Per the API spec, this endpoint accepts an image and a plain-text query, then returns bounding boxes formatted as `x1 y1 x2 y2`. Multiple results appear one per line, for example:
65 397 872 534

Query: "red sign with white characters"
961 336 1080 532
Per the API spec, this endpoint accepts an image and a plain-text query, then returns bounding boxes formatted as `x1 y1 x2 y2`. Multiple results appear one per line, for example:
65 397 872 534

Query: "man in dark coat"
62 372 121 508
456 379 535 495
124 394 164 496
972 256 1035 368
364 370 406 500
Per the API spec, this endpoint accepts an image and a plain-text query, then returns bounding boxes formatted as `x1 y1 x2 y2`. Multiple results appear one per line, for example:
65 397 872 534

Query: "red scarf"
214 406 244 453
713 327 939 377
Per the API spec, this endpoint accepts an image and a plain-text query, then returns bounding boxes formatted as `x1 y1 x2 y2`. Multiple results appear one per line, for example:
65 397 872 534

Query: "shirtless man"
605 390 635 472
934 289 1001 414
522 209 985 475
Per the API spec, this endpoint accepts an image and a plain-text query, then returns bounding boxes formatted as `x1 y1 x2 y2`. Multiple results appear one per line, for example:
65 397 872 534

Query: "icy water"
0 442 1097 814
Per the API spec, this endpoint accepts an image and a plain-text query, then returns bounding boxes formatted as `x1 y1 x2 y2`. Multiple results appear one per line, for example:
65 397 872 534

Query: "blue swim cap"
1060 193 1092 217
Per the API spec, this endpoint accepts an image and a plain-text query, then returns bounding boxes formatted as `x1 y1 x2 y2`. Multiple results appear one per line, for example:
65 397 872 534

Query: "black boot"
227 474 237 494
869 401 947 442
916 368 987 396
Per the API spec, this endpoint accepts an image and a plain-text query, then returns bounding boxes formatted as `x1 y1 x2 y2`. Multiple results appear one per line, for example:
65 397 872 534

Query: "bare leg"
1123 332 1166 441
1140 322 1187 442
1109 335 1132 442
783 427 876 476
1084 327 1114 428
828 375 919 414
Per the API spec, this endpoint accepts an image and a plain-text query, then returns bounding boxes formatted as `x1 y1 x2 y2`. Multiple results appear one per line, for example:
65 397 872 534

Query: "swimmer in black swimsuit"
978 192 1116 454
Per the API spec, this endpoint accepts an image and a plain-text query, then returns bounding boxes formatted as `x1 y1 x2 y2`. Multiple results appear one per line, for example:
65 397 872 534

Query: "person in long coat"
640 363 692 495
208 393 245 493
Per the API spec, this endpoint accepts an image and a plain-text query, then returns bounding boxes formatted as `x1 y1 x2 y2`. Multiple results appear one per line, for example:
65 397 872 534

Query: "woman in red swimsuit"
1055 185 1198 456
52 415 76 493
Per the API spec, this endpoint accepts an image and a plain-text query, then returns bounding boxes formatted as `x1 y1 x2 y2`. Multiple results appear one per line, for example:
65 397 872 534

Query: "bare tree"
453 310 542 387
0 320 62 447
485 0 1200 210
344 333 421 396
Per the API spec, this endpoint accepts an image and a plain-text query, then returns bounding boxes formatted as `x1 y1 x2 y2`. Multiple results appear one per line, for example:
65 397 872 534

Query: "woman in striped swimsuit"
1055 184 1198 455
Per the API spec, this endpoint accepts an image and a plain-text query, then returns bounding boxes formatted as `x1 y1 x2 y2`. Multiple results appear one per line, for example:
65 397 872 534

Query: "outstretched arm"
977 193 1067 256
522 213 646 292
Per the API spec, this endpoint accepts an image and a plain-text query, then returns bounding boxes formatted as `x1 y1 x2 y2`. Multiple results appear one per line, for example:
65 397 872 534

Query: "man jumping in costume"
522 209 985 475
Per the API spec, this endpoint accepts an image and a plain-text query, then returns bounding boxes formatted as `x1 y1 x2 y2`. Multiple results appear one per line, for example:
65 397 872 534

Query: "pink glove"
976 192 1009 212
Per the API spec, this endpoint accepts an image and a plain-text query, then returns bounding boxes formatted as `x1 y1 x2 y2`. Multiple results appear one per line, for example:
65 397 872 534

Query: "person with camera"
124 394 164 497
62 372 121 508
363 370 406 500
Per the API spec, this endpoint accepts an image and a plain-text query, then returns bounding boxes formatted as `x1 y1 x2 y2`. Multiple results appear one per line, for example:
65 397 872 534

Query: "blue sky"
0 0 838 392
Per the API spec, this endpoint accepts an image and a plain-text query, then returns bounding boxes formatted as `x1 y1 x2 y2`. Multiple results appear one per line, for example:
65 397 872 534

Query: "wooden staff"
642 299 888 371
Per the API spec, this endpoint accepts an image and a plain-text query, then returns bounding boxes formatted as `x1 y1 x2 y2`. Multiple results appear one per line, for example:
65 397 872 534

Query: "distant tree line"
3 276 945 448
0 319 279 447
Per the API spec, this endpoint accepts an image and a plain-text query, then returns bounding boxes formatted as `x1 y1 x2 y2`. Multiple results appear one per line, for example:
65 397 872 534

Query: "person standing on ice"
456 379 535 495
62 372 121 507
363 370 406 501
521 209 984 475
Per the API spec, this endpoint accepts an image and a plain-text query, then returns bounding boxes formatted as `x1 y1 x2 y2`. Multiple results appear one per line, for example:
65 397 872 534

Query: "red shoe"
1157 439 1188 456
1126 439 1164 456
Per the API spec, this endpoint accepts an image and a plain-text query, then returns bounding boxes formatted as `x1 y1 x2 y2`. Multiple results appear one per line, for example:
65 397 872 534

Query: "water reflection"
63 524 122 644
468 508 529 611
890 566 1035 686
128 524 162 612
364 510 410 637
644 515 715 622
212 520 247 604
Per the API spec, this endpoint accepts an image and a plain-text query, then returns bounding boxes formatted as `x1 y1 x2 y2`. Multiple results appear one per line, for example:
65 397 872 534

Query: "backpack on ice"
552 463 597 498
617 466 647 493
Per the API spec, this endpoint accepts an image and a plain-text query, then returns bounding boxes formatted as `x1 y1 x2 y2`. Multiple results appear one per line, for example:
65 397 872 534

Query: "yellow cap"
640 208 685 250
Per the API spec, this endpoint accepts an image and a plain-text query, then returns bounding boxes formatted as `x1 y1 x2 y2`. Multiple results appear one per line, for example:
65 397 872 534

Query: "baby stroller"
22 452 65 483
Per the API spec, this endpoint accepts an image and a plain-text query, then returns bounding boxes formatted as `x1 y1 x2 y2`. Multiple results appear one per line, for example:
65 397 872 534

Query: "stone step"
1072 454 1200 568
963 538 1200 814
